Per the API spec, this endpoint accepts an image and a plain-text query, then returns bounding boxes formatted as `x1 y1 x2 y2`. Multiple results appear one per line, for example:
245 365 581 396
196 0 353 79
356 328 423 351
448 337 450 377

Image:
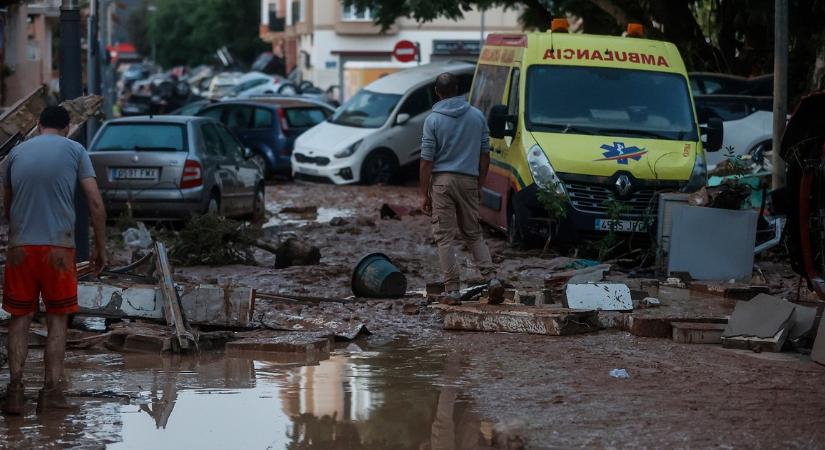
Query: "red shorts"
3 246 78 316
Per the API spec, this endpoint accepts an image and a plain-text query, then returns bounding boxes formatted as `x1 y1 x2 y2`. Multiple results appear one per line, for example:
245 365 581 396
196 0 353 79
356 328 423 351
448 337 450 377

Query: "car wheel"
360 151 399 185
248 186 266 222
251 153 270 178
507 210 523 249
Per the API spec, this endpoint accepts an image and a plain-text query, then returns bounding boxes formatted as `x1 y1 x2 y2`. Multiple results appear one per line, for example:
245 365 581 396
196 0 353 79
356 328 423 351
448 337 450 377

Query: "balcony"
268 12 285 32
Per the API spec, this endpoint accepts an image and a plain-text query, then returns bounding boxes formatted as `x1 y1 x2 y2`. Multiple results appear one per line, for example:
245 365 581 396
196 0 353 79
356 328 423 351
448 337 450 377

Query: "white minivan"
291 61 475 184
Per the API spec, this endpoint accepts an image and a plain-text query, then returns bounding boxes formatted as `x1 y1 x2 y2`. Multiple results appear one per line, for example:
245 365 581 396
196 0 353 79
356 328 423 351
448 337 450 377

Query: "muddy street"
1 181 824 449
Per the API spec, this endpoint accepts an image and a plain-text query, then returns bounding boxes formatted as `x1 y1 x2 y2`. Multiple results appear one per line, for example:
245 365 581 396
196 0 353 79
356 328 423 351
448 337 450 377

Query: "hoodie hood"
432 96 470 118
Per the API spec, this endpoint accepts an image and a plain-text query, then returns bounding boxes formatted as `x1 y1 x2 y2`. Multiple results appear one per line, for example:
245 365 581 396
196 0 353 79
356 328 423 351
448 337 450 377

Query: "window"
284 108 329 128
525 66 698 141
507 69 520 116
695 99 749 123
329 90 402 128
225 106 254 129
253 108 274 128
199 106 223 121
93 124 186 152
200 123 224 156
469 64 510 119
215 125 245 159
289 0 304 24
342 5 372 21
399 85 433 118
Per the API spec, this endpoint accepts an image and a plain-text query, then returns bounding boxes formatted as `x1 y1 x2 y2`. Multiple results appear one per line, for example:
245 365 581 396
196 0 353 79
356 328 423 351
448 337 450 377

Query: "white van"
291 61 475 185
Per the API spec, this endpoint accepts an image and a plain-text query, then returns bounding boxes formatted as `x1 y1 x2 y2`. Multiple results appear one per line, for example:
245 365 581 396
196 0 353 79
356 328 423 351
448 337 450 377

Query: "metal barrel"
351 253 407 298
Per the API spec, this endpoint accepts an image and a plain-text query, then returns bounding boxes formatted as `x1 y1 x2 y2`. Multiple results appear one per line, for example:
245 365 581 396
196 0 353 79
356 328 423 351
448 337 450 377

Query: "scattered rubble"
274 237 321 268
671 322 727 344
721 294 798 352
431 303 599 335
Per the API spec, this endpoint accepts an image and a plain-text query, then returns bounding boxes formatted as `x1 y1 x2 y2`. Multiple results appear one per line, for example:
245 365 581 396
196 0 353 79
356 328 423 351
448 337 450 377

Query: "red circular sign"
392 40 418 63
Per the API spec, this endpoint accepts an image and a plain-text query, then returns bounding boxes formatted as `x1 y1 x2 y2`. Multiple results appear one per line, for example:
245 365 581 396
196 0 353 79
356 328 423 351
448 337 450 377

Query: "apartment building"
260 0 521 98
1 0 61 107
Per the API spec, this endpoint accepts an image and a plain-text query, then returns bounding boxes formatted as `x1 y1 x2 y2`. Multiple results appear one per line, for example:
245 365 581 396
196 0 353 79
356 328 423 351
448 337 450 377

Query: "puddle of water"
263 207 355 228
0 342 488 450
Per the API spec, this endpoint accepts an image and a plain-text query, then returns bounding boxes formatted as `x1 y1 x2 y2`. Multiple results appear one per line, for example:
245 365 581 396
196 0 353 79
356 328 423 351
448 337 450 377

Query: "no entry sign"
393 40 418 63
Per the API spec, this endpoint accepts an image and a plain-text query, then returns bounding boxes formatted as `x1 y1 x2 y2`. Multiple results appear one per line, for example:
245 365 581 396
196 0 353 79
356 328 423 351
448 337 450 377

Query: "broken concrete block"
77 282 163 319
671 322 727 344
788 303 818 341
180 285 254 328
225 334 331 355
640 297 661 307
722 294 796 352
431 303 599 336
564 283 633 312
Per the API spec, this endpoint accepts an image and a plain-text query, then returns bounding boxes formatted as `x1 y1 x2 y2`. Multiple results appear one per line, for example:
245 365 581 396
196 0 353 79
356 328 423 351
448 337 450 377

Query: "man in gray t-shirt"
1 106 107 415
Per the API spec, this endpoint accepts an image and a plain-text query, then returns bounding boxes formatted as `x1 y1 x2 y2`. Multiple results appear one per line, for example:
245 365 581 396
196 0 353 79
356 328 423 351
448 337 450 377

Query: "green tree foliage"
128 0 267 68
344 0 825 98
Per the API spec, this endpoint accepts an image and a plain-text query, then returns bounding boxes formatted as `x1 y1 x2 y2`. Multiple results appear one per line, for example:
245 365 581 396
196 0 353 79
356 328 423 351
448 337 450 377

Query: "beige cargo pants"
431 172 495 292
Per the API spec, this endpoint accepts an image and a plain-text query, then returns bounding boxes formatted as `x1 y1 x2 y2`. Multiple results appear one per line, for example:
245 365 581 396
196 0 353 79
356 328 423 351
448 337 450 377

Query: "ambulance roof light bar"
626 23 645 37
550 18 569 33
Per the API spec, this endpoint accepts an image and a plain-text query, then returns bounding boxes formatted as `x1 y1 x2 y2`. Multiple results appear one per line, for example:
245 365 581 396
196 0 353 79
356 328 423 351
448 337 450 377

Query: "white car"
207 72 243 99
694 95 773 169
291 61 475 185
222 71 299 99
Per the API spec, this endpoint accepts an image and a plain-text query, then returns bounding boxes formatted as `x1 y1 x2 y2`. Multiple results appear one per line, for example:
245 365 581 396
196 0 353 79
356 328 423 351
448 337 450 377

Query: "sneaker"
438 291 462 306
2 383 25 416
488 278 505 305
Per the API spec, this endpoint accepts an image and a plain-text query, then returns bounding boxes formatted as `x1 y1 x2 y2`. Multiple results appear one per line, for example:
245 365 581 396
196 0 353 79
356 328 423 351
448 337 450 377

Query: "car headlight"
527 144 566 195
334 139 362 159
682 151 707 192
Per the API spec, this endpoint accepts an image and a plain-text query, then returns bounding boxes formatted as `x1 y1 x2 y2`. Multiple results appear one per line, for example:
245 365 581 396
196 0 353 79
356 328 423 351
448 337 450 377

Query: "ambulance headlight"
527 145 566 195
682 151 707 193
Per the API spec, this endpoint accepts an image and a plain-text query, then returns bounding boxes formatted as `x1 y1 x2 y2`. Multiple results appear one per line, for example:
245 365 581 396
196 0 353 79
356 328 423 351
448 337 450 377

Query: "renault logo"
615 175 632 197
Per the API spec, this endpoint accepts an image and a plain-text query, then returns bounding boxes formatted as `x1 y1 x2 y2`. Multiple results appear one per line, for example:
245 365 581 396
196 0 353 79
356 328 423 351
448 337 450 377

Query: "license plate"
298 167 319 175
111 167 159 180
595 219 648 233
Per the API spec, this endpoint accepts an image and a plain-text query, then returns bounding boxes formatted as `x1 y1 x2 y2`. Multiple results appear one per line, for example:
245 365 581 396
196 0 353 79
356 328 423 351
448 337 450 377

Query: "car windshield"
93 123 186 152
526 66 697 141
329 90 401 128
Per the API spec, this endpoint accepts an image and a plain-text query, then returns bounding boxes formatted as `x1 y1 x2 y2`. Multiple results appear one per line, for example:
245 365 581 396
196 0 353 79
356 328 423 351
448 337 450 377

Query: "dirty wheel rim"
365 154 394 185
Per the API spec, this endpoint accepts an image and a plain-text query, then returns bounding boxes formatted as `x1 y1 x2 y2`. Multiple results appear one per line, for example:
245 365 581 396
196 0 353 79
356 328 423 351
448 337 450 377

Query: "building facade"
259 0 521 98
1 0 61 107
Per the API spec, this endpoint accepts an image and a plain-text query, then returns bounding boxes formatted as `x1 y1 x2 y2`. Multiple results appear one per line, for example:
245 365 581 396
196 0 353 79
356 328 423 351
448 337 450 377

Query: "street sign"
393 40 418 63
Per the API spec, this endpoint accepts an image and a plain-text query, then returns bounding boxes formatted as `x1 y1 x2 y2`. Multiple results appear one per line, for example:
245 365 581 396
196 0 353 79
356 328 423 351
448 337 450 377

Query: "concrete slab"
722 327 789 353
789 303 818 340
671 322 727 344
722 294 796 339
564 283 633 312
813 314 825 366
430 303 599 336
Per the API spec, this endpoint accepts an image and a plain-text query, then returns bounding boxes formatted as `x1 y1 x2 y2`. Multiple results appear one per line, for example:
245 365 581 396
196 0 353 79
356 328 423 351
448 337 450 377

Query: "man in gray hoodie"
420 73 500 304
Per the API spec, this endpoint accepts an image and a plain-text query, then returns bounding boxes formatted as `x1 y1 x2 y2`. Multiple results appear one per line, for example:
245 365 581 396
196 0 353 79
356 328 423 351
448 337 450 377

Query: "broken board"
671 322 727 344
564 283 633 312
179 285 254 328
430 303 599 336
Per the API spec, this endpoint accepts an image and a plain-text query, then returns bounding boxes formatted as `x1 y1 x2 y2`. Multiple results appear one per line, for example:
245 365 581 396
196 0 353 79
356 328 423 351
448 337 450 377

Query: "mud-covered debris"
280 206 318 215
402 303 420 315
355 216 377 227
564 283 633 311
379 203 423 220
329 216 349 226
168 213 260 266
640 297 661 307
274 238 321 269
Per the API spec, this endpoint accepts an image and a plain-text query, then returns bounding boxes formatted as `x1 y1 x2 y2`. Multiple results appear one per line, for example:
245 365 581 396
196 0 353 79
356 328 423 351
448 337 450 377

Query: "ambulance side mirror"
489 104 515 139
702 117 724 152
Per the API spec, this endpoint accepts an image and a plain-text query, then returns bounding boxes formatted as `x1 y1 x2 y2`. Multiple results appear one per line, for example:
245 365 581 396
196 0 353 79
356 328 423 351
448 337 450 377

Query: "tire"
360 150 399 185
506 209 524 249
246 186 266 222
278 83 298 95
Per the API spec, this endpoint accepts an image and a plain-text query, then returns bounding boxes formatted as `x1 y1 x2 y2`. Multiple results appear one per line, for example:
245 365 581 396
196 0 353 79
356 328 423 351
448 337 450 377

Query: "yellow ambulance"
471 24 723 244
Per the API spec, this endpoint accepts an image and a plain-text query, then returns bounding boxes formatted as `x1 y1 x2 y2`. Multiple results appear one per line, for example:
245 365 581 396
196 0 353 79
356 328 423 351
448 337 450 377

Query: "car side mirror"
243 147 253 159
489 104 515 139
702 117 724 152
396 113 410 126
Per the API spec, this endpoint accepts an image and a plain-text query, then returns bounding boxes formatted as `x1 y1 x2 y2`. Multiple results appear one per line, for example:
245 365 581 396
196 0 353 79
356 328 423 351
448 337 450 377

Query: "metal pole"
60 0 90 262
86 0 99 142
480 8 486 45
771 0 788 190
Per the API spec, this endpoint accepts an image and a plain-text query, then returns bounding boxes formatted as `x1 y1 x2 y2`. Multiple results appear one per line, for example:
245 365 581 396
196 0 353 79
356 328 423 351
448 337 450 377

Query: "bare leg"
7 313 34 386
44 314 68 388
2 312 33 415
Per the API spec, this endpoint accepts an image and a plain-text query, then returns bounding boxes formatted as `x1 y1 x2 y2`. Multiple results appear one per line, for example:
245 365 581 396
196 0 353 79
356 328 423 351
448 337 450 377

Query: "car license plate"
595 219 647 233
111 167 159 181
298 167 319 175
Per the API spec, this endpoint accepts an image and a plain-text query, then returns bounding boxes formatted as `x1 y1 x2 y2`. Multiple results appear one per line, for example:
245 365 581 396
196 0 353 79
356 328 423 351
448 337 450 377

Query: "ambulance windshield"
525 66 697 141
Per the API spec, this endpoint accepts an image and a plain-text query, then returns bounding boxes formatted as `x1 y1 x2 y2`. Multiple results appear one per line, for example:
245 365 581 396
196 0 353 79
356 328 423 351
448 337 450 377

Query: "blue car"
196 98 334 178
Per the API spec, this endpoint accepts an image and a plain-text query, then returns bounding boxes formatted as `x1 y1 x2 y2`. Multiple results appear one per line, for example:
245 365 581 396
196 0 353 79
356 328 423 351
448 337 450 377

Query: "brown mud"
0 181 824 448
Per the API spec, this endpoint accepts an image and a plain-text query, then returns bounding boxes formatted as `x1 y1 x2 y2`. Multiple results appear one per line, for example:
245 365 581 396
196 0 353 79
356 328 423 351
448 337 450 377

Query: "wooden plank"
430 303 599 336
154 242 194 350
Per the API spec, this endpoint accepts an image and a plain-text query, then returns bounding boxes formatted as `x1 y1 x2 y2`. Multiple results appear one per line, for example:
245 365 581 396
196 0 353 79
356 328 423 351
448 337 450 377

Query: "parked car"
89 116 265 220
170 99 214 116
222 71 298 99
694 94 773 168
690 72 773 96
291 61 475 185
196 98 334 178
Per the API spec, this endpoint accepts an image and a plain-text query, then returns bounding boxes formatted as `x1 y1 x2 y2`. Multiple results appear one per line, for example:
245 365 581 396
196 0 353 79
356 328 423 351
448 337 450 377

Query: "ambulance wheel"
507 210 524 249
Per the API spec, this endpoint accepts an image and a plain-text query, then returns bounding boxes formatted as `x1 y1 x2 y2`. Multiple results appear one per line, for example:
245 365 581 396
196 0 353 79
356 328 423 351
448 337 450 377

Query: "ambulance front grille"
564 182 658 218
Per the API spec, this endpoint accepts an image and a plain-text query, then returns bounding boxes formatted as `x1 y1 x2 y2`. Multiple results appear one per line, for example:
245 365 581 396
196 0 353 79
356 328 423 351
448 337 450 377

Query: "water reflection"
0 342 495 449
